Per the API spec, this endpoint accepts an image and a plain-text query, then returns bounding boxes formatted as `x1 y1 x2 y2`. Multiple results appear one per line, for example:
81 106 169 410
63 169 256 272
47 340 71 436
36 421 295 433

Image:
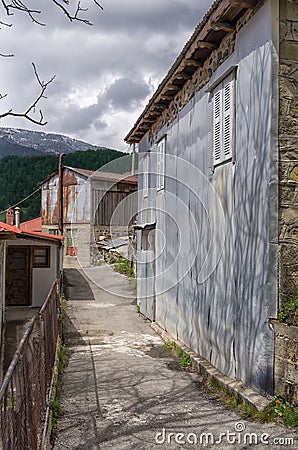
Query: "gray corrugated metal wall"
137 1 278 395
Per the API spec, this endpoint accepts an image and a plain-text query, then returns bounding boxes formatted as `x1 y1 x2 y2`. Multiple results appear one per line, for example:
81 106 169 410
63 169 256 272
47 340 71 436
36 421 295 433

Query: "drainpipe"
58 154 65 236
14 207 20 228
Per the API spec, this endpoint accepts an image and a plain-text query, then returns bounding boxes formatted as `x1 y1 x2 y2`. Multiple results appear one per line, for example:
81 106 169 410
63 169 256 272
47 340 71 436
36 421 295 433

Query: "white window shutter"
157 138 165 191
213 86 222 165
156 148 161 190
143 154 149 198
159 139 165 190
223 75 234 160
212 72 235 166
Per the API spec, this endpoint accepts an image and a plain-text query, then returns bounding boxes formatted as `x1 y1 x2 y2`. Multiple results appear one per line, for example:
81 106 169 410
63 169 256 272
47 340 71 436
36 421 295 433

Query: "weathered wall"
41 169 91 225
278 0 298 302
272 0 298 407
274 321 298 405
138 1 278 395
5 239 61 307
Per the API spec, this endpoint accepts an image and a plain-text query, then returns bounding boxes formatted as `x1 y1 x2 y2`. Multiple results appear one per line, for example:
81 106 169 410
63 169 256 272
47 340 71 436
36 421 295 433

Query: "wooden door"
6 247 31 306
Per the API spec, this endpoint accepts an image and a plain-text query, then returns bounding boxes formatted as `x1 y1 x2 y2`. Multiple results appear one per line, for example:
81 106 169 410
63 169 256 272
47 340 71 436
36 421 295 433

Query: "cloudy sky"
0 0 213 151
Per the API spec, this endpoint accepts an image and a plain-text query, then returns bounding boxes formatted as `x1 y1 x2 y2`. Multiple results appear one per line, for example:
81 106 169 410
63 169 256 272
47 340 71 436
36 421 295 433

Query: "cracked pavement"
52 258 297 449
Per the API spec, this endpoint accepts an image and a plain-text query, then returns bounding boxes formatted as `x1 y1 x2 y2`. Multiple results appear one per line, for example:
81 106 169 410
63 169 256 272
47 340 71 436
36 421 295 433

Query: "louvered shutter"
213 85 222 165
157 146 161 190
157 138 165 191
159 139 165 190
143 154 149 198
223 73 234 160
212 72 235 166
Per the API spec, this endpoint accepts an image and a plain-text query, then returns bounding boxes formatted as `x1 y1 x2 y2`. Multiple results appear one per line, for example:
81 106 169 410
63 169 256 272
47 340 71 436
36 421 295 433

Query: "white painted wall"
6 239 61 307
31 244 58 307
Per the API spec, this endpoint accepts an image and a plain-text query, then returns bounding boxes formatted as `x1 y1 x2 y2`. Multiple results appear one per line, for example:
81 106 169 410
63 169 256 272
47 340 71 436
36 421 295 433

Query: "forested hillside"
0 148 129 222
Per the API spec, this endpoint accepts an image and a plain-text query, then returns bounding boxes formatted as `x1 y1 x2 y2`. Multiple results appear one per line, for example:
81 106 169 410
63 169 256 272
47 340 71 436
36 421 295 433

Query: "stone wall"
274 321 298 405
278 0 298 303
275 0 298 405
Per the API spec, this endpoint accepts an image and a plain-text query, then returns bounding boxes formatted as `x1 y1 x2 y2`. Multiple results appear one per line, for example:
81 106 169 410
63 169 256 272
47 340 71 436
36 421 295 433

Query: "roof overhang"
125 0 257 144
39 166 138 186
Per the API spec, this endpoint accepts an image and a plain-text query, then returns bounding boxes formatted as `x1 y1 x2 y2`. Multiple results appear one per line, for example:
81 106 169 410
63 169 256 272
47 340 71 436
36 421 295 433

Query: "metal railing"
0 277 61 450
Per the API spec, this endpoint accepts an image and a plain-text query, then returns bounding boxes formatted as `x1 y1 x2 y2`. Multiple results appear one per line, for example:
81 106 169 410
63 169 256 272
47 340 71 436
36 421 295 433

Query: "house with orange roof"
0 219 63 313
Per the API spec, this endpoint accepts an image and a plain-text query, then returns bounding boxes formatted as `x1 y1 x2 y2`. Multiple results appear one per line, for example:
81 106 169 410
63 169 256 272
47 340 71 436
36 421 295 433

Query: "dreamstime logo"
71 153 226 298
155 422 295 446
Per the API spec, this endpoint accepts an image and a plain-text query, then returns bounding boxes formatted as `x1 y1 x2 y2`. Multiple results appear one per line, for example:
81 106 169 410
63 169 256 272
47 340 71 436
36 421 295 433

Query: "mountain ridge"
0 127 109 157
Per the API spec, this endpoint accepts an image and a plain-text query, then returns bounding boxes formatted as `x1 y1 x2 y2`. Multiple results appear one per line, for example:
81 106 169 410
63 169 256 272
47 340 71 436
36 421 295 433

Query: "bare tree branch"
0 17 12 27
0 63 55 125
2 0 103 26
0 0 103 126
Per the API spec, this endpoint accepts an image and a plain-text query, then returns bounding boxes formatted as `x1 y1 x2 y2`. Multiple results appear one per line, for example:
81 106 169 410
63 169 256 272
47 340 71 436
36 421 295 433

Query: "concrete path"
53 259 297 449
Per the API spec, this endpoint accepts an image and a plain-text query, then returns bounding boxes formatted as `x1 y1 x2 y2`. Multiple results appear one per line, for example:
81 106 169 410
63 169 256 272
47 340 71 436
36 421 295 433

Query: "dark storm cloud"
0 0 214 148
105 78 151 110
50 77 151 135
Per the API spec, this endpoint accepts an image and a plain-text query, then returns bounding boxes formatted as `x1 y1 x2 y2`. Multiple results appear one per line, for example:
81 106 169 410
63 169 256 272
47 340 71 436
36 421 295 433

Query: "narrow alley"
52 259 296 450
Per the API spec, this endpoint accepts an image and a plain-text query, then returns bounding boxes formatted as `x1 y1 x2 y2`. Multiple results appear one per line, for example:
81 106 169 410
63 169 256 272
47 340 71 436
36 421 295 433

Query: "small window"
212 72 235 166
157 137 166 191
143 153 149 198
49 229 59 235
32 246 50 268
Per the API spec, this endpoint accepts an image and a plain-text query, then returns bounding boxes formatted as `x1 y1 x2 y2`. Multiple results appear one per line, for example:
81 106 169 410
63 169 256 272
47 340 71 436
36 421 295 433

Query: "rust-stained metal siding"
41 168 91 225
41 167 137 228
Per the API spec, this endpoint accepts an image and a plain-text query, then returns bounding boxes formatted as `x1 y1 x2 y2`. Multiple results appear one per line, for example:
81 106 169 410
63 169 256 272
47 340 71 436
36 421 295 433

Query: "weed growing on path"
109 256 135 278
206 376 298 428
50 344 69 444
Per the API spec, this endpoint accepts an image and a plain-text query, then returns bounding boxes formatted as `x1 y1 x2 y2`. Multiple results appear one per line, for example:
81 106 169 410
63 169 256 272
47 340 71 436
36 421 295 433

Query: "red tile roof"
0 221 63 241
20 217 42 233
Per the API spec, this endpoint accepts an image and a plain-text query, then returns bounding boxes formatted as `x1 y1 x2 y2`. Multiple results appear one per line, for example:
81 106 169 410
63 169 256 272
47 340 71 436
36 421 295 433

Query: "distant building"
40 166 138 266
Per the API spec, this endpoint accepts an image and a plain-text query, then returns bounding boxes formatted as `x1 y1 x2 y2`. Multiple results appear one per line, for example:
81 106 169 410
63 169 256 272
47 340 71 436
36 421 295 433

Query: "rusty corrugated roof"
66 167 138 184
39 166 138 186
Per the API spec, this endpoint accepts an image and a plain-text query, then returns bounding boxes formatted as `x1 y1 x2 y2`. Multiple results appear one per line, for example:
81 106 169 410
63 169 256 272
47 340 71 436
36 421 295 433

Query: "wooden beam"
174 73 191 81
184 59 202 68
159 95 173 101
229 0 256 8
165 85 180 92
210 21 234 33
152 105 165 112
143 118 156 124
197 41 218 50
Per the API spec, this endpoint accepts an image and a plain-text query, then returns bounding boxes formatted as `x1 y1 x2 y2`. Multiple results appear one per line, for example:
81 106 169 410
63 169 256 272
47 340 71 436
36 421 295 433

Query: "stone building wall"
274 321 298 404
278 0 298 303
274 0 298 407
